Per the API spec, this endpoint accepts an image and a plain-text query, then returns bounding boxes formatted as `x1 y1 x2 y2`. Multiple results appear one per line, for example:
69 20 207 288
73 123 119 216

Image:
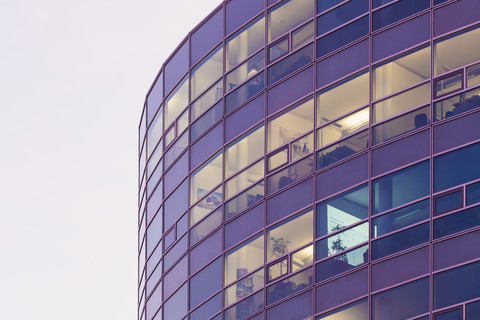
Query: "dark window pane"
225 94 264 143
434 87 480 122
317 16 369 58
266 267 313 305
163 235 187 271
315 245 368 282
372 199 430 238
372 277 429 320
373 161 430 214
317 0 368 36
190 123 223 170
190 100 222 142
434 142 480 193
371 222 430 260
163 152 188 197
225 71 264 113
466 300 480 319
372 0 430 31
316 298 368 320
267 156 314 195
190 258 222 309
317 0 344 13
434 204 480 239
189 292 222 320
267 43 314 85
435 190 463 216
146 72 163 125
467 181 480 206
316 184 368 238
190 208 222 246
434 260 480 309
317 130 369 169
224 290 264 320
225 181 264 220
164 255 188 299
435 308 462 320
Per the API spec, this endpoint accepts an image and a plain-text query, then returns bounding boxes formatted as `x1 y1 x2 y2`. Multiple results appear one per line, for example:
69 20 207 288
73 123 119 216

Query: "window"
372 0 429 31
226 124 264 178
434 86 480 122
316 222 369 260
316 0 368 36
267 0 314 42
190 152 223 205
224 269 264 307
225 234 264 285
191 80 223 122
165 76 189 129
434 189 463 216
316 298 368 320
226 51 264 92
225 160 264 200
191 46 223 101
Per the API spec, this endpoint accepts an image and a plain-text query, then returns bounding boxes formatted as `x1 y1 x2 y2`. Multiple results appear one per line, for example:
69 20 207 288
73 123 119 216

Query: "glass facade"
139 0 480 319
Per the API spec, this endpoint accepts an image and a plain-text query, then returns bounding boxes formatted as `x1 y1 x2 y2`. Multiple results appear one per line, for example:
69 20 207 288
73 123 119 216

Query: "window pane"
435 309 462 320
266 155 314 194
267 43 314 85
226 160 264 199
373 105 430 145
373 46 430 101
466 300 480 319
435 190 463 216
163 282 187 320
316 0 368 36
269 37 289 62
225 71 265 113
317 71 369 126
225 269 264 307
189 292 221 320
291 244 314 272
316 184 369 238
164 125 175 148
190 100 222 142
467 62 480 88
190 258 222 309
191 46 223 101
165 76 189 129
467 181 480 206
268 258 288 281
433 204 480 239
147 106 163 159
268 0 314 42
190 152 223 205
434 142 480 193
291 133 314 162
434 87 480 122
268 96 314 152
435 72 463 97
372 0 429 31
372 199 430 237
317 0 345 13
225 234 264 285
434 25 480 76
316 222 369 260
315 245 368 282
372 278 429 320
317 107 369 149
266 267 313 305
226 51 265 92
316 298 367 320
371 222 429 260
224 290 264 320
189 186 222 226
268 148 288 171
225 181 264 220
190 208 222 246
226 124 264 178
316 130 369 169
292 21 314 50
191 80 223 122
164 131 188 169
267 209 313 262
226 15 265 71
373 160 430 214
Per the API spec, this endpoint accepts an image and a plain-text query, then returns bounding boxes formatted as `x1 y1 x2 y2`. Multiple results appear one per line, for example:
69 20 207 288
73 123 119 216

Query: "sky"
0 0 221 318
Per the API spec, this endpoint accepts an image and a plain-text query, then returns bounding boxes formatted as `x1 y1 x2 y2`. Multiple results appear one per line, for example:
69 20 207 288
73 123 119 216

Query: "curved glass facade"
138 0 480 319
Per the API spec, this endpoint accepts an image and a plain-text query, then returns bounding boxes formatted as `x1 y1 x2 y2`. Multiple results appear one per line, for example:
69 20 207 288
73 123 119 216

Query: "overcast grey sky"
0 0 220 318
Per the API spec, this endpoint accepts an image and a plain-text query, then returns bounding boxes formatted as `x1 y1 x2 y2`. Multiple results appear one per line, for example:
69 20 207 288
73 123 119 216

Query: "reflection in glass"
373 105 430 145
292 21 314 50
316 298 367 320
267 43 314 85
225 234 264 285
164 131 188 169
224 290 264 320
190 152 223 205
163 282 188 320
190 208 222 246
291 245 314 272
225 181 264 220
225 71 265 113
190 186 222 226
165 76 189 129
435 190 463 216
266 267 313 305
226 124 264 178
226 15 265 71
467 62 480 88
434 87 480 122
191 46 223 101
317 130 368 169
316 184 369 238
291 133 314 162
227 51 264 92
466 181 480 206
266 155 314 194
317 107 369 149
191 80 223 122
315 245 368 282
268 0 314 42
226 160 264 199
317 71 369 126
316 222 369 260
268 258 288 281
163 235 187 271
268 96 314 152
435 72 463 97
225 269 264 307
269 37 289 62
372 199 430 237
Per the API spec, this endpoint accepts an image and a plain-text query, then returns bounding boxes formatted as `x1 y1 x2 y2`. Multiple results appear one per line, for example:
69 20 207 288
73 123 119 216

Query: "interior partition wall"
138 0 480 319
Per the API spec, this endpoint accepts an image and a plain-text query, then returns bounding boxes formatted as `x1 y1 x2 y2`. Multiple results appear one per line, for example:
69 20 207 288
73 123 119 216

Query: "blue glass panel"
190 9 223 66
372 277 429 320
147 72 163 125
434 0 450 4
224 290 264 320
317 0 368 36
467 181 480 206
315 245 368 283
434 260 480 309
190 100 222 142
190 258 222 309
225 71 264 113
372 199 430 238
434 204 480 239
267 43 314 85
372 0 430 31
267 267 313 305
435 190 463 216
317 16 369 58
317 0 345 13
373 0 395 8
164 282 187 320
435 309 462 320
189 292 222 320
372 222 429 260
373 160 430 214
434 142 480 193
466 300 480 319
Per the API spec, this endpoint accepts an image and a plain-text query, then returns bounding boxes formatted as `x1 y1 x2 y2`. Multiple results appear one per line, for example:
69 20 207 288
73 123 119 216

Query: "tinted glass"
267 43 314 85
316 0 368 36
190 258 222 309
225 71 265 112
190 100 222 142
434 204 480 239
467 181 480 206
316 222 369 260
435 190 463 216
189 292 221 320
224 290 264 320
372 0 430 31
315 245 368 282
435 309 462 320
316 298 368 320
266 267 313 304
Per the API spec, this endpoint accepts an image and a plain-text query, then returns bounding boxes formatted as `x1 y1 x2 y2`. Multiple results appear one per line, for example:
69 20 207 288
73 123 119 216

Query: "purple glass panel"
372 246 429 292
315 267 368 313
268 66 313 115
164 179 188 232
163 282 187 320
146 210 163 258
434 0 480 37
266 290 313 320
189 292 221 320
266 267 313 305
372 130 430 177
226 0 264 35
146 184 163 224
190 123 223 171
225 71 265 113
224 202 264 250
267 43 314 85
163 234 187 272
147 72 163 125
434 228 480 271
164 152 188 197
266 178 313 225
190 8 223 66
225 94 264 143
433 110 480 154
164 41 189 96
316 154 368 201
373 13 430 62
164 255 188 299
189 229 222 275
372 0 429 32
190 257 222 309
316 40 368 89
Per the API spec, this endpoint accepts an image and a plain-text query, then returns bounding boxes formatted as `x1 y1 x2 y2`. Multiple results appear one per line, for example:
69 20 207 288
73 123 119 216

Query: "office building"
138 0 480 319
